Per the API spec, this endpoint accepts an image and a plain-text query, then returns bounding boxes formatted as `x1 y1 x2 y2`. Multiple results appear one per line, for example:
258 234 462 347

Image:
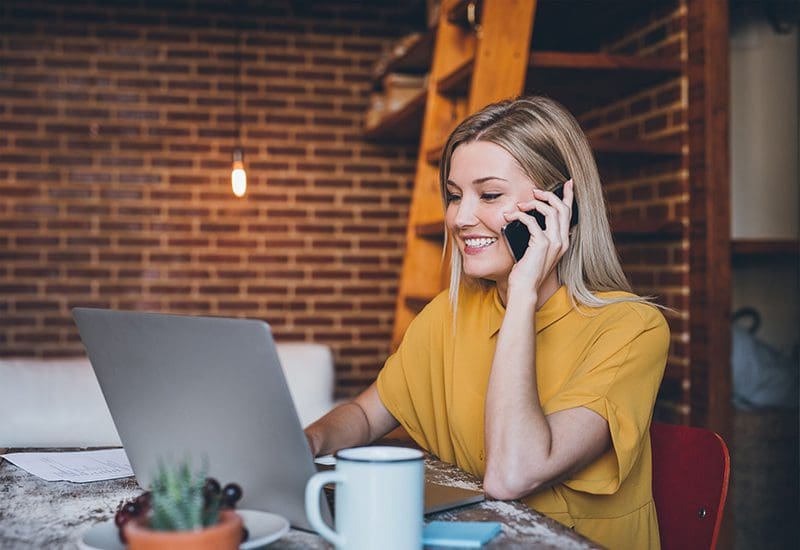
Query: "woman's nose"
453 202 478 228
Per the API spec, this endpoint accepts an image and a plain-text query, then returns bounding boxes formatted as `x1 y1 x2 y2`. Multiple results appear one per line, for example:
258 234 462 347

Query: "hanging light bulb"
230 11 247 198
231 147 246 198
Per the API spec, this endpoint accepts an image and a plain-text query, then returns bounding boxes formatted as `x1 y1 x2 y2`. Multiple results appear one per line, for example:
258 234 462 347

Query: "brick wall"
0 0 422 397
1 1 696 418
579 3 689 423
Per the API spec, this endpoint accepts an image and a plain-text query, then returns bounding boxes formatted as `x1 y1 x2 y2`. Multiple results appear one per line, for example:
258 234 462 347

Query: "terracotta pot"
123 509 243 550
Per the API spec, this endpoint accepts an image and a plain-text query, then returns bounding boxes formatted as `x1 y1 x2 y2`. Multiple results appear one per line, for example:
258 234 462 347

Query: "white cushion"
0 357 121 447
0 344 335 448
275 343 335 428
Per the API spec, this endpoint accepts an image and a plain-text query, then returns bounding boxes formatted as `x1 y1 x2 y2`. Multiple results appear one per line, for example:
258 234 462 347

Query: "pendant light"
231 14 246 198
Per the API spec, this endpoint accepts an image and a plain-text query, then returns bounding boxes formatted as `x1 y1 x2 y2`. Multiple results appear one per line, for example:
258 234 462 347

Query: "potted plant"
114 460 246 549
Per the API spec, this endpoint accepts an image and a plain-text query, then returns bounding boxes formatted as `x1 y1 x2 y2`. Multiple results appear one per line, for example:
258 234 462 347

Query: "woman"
305 96 669 549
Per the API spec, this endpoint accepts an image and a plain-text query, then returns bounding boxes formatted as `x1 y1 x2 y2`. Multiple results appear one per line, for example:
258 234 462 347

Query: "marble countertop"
0 449 599 549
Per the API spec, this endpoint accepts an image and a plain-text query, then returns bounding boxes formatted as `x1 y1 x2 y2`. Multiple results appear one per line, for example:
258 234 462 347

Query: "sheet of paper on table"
313 454 336 466
1 448 133 483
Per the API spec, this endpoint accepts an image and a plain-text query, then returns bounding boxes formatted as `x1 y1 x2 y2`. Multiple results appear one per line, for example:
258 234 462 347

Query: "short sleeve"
376 291 450 450
542 304 669 495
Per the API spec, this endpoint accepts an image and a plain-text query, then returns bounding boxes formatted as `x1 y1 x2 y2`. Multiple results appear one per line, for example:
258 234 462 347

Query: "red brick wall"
1 1 696 418
579 3 690 423
0 0 422 397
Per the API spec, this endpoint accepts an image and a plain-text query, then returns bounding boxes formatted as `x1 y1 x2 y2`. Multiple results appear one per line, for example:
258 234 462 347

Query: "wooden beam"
731 238 799 258
686 0 731 437
467 0 537 113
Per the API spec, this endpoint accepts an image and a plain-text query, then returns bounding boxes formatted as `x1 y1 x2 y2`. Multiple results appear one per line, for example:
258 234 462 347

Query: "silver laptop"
72 308 483 531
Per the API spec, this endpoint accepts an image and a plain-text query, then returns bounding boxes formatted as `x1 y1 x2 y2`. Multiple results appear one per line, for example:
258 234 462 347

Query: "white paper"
314 454 336 466
1 448 134 483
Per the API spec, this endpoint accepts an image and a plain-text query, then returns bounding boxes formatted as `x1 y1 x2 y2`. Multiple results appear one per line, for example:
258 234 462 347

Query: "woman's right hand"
302 383 399 457
503 179 575 296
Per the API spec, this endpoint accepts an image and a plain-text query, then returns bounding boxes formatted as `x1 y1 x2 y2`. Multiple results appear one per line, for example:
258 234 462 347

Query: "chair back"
650 421 730 550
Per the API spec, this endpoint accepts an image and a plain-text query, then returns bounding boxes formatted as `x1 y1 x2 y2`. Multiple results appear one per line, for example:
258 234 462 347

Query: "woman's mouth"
463 237 498 253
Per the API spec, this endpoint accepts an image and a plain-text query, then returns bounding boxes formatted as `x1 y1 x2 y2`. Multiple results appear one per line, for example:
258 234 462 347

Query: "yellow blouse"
377 284 669 549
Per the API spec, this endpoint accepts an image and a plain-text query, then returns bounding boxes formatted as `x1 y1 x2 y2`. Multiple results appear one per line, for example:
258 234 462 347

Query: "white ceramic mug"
305 446 424 550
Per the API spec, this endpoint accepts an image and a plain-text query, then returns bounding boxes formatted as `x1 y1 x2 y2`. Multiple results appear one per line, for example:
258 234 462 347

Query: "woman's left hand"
503 179 575 294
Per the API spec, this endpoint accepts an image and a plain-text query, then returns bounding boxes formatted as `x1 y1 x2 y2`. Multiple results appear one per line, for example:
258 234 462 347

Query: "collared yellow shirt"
377 284 669 549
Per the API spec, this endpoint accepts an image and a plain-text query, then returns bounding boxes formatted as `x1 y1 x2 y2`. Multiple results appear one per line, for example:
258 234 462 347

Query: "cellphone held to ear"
501 183 579 262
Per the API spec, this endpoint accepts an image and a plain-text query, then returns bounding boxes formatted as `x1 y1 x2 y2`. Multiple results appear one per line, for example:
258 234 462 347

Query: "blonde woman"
306 96 669 549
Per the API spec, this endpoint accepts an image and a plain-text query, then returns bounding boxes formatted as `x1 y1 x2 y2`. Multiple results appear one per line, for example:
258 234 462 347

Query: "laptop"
72 308 483 531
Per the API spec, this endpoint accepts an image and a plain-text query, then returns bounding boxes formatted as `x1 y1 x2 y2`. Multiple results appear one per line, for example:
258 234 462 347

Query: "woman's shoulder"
587 291 669 331
405 289 452 331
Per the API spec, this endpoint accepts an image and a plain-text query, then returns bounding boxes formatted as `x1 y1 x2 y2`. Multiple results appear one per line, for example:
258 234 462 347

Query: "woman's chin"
462 267 506 284
461 258 512 283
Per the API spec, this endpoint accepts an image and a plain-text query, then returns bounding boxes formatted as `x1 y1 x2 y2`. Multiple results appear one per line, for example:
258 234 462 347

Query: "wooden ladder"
391 0 537 349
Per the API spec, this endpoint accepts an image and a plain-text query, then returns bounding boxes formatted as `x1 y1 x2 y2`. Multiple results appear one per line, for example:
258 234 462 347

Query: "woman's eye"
481 193 502 201
446 193 461 203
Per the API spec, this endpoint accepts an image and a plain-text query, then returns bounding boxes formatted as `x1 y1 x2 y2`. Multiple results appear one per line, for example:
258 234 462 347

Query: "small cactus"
148 459 221 531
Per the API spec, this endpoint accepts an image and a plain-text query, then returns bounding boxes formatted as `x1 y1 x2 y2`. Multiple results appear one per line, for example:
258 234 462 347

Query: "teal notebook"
422 521 502 548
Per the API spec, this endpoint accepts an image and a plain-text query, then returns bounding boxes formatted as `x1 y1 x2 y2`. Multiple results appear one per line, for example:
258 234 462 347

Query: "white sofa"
0 343 335 448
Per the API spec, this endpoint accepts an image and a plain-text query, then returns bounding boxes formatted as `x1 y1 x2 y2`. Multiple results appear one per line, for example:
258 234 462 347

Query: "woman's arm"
483 295 610 499
304 382 399 457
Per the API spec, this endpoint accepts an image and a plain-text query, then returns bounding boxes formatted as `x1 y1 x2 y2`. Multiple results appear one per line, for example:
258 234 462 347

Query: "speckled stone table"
0 449 600 549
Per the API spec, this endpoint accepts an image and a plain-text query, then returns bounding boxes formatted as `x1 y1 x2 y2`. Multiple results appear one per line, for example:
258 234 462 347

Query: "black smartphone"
501 183 579 262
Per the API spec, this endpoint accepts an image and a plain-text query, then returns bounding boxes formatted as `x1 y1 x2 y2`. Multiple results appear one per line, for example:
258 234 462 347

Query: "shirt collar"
487 284 572 338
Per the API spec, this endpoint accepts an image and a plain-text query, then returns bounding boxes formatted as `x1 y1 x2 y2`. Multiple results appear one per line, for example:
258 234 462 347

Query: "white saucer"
79 509 290 550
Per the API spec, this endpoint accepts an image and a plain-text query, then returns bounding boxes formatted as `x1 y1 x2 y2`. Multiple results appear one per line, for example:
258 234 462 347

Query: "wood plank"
416 220 445 239
415 217 684 241
591 136 682 157
611 219 684 239
405 294 435 312
363 89 426 142
436 57 473 95
436 50 681 98
371 31 435 82
425 135 682 166
525 52 682 114
731 238 799 257
425 142 445 165
467 0 537 113
530 50 681 72
450 0 679 51
531 0 679 52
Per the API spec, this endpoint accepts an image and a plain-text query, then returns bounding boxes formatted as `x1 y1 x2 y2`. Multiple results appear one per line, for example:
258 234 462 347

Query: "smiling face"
445 140 538 284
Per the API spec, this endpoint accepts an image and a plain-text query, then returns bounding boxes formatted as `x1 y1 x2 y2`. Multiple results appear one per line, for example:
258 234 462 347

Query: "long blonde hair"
440 96 646 311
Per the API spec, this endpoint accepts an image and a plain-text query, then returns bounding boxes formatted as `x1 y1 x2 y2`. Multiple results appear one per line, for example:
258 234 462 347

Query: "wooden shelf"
451 0 678 52
425 142 444 164
535 2 677 51
423 135 681 167
414 217 684 242
372 31 435 84
367 48 680 144
436 57 473 95
530 51 680 72
405 294 434 312
363 89 426 142
731 238 799 258
591 136 682 157
415 220 445 240
432 49 680 115
525 51 682 114
434 50 681 104
611 218 683 240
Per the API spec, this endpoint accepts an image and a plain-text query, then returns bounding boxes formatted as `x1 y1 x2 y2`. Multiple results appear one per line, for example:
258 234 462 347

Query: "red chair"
650 422 730 550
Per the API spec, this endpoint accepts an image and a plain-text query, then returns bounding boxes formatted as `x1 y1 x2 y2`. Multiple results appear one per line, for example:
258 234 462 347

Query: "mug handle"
305 470 345 547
